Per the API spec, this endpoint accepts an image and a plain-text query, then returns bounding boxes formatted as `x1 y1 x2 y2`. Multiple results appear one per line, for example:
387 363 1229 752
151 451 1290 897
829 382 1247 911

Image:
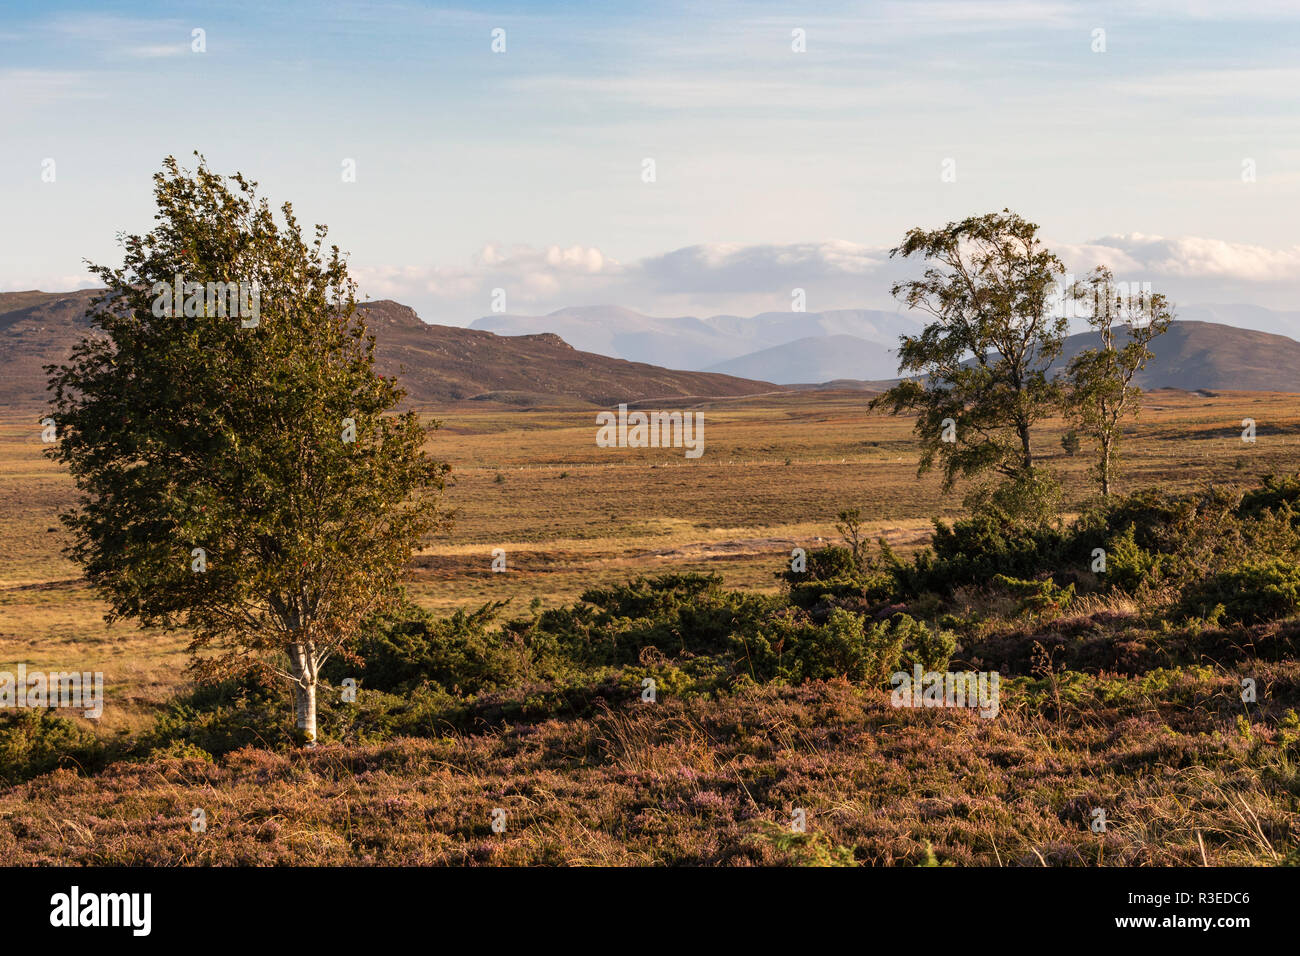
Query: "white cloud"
355 233 1300 325
352 243 623 319
1064 234 1300 282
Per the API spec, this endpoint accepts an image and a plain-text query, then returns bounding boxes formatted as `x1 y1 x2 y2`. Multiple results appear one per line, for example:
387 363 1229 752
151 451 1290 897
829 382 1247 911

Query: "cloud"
124 43 187 59
1062 234 1300 282
637 241 890 293
354 232 1300 325
352 243 623 319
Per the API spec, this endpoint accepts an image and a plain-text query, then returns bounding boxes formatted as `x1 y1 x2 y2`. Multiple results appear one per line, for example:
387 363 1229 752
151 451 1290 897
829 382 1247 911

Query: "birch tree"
1064 266 1172 498
45 155 448 744
869 210 1067 519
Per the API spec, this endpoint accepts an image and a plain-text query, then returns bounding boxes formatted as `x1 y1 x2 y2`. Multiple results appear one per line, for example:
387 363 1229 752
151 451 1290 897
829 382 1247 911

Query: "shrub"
778 544 901 608
322 599 521 695
1238 473 1300 524
989 574 1075 615
0 710 108 785
912 516 1068 591
897 616 958 672
1179 557 1300 625
1099 524 1162 592
552 573 779 667
746 609 947 686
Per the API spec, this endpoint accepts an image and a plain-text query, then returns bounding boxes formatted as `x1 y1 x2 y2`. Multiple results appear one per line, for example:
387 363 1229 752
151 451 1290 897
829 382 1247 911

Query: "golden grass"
2 386 1299 729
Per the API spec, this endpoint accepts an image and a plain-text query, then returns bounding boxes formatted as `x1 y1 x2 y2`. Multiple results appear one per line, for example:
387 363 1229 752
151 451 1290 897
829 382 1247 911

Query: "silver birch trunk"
290 643 318 746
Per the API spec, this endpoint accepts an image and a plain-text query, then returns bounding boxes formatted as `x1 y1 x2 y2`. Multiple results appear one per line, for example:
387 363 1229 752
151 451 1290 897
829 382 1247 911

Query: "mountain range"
4 290 1300 410
471 306 922 382
0 291 779 410
474 303 1300 387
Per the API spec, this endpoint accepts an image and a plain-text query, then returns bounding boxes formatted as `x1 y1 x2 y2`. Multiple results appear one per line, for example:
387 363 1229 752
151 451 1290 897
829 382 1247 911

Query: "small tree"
1064 266 1172 498
45 155 449 744
869 210 1067 519
835 508 866 569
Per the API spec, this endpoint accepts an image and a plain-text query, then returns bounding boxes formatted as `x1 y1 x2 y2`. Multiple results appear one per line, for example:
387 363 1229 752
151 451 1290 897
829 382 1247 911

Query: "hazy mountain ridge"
472 302 1300 386
5 291 1300 408
471 306 924 372
705 334 900 383
0 291 783 409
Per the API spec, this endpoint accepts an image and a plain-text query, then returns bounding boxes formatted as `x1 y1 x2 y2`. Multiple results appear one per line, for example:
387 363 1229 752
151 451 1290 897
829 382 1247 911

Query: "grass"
2 387 1300 865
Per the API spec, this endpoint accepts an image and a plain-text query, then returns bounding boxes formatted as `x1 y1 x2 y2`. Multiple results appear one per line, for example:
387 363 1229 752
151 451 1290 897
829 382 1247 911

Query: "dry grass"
0 674 1295 866
3 389 1300 865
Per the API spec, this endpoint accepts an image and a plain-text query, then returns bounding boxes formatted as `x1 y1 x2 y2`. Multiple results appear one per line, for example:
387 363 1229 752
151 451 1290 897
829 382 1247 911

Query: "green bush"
989 574 1075 614
1179 557 1300 625
147 672 291 755
545 572 780 667
0 710 110 785
1102 523 1163 592
749 608 903 684
321 599 525 695
897 616 958 672
908 516 1069 592
777 545 896 608
1238 473 1300 524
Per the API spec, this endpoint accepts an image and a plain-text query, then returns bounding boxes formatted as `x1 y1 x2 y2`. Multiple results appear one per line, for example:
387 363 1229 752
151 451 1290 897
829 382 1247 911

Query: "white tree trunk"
290 644 318 746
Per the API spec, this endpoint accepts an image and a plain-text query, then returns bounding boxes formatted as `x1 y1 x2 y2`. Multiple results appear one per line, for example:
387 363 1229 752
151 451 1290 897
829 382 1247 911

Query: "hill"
705 333 899 383
1052 319 1300 392
475 303 1300 390
792 320 1300 393
0 291 783 409
471 305 921 371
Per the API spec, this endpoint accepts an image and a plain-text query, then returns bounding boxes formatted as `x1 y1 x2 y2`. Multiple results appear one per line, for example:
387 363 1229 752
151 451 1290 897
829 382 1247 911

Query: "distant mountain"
0 291 782 409
809 320 1300 393
7 291 1300 408
1177 304 1300 340
470 306 922 370
357 300 781 405
1052 320 1300 392
704 334 900 384
473 302 1300 387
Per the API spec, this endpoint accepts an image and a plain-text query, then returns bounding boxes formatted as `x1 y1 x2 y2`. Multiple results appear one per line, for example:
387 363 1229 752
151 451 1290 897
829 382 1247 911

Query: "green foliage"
868 210 1067 500
0 710 109 785
751 608 905 684
1179 558 1300 626
43 154 451 742
322 599 520 695
916 515 1069 590
962 465 1063 527
899 617 958 672
1063 266 1172 497
989 574 1075 615
751 820 856 866
1239 473 1300 524
778 545 895 608
1102 523 1163 591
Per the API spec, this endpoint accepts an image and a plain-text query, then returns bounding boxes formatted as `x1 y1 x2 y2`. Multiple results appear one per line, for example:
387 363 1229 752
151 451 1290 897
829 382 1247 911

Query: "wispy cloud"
350 233 1300 324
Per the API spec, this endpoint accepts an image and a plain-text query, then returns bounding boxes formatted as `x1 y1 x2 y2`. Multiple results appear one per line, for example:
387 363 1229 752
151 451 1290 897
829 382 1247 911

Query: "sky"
3 0 1300 323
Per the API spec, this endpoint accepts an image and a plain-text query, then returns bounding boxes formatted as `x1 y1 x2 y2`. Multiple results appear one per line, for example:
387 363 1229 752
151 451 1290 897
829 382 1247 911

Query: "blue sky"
3 0 1300 322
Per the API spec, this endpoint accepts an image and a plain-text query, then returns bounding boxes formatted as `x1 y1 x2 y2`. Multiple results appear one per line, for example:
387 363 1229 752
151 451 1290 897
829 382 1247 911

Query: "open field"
3 387 1300 865
3 387 1300 721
